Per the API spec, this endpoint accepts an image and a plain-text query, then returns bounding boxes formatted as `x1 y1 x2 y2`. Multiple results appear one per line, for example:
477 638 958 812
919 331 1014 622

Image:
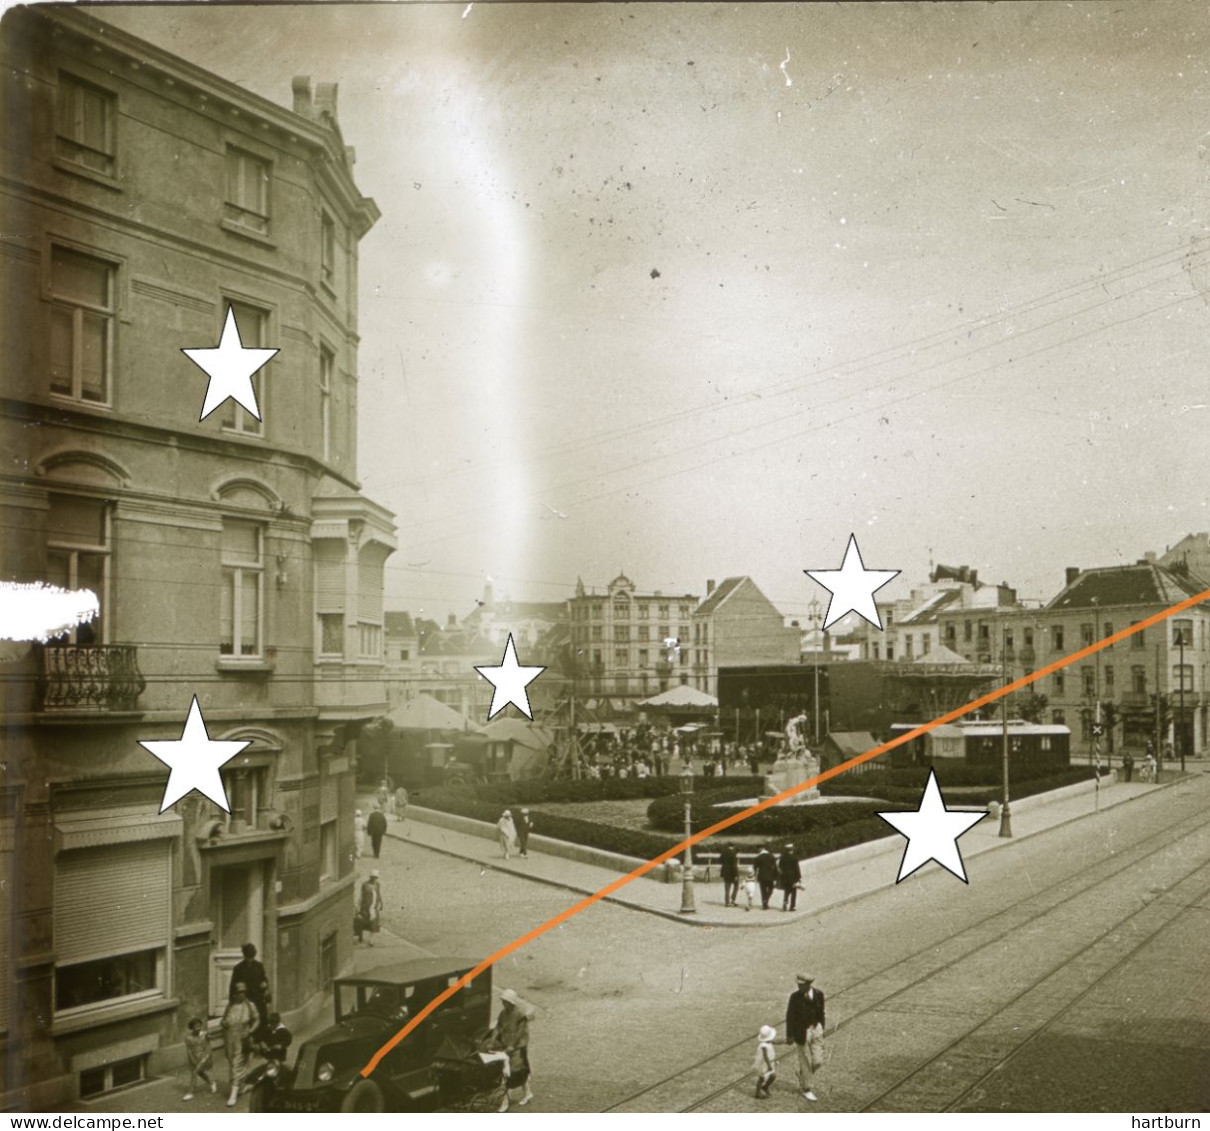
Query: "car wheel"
340 1079 385 1113
247 1083 268 1114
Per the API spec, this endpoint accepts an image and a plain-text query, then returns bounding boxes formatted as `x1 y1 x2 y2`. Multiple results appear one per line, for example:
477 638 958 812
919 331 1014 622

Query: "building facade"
690 577 801 696
0 8 393 1108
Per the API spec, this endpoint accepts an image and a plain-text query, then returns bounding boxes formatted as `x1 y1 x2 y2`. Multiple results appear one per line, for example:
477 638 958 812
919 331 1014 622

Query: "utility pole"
1000 624 1013 837
1177 623 1188 773
1155 641 1163 774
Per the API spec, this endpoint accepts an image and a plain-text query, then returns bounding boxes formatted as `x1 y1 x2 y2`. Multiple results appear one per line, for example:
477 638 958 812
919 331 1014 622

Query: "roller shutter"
314 541 345 614
55 841 170 966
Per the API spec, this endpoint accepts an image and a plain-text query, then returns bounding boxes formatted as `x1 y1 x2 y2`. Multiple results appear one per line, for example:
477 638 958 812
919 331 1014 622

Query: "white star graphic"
138 697 251 813
805 534 900 629
878 770 987 883
475 634 545 720
182 305 278 422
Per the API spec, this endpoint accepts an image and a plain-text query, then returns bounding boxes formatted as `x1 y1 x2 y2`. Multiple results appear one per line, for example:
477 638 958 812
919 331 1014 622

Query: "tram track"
601 790 1210 1113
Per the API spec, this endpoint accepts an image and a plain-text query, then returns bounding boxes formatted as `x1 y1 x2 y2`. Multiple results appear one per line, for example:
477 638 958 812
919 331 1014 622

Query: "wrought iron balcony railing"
39 644 146 711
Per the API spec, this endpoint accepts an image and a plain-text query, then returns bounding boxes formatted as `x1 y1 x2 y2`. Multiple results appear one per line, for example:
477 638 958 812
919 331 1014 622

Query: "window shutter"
357 546 386 621
55 842 170 966
314 542 345 613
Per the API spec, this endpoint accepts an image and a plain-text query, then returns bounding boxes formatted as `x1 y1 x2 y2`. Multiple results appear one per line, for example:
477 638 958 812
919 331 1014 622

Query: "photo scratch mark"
461 2 473 17
0 581 99 642
779 47 792 87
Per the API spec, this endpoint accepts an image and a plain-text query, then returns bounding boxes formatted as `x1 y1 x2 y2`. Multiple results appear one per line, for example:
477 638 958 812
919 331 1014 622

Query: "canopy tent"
479 718 554 752
639 685 719 709
386 693 478 733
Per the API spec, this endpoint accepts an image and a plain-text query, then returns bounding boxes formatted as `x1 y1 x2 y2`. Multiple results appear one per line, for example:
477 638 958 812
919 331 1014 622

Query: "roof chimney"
1065 567 1080 586
447 613 457 629
291 75 313 118
706 579 716 596
314 81 339 124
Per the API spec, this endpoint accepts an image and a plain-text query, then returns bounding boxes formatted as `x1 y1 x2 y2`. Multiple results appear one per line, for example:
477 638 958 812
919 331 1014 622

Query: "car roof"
335 957 485 987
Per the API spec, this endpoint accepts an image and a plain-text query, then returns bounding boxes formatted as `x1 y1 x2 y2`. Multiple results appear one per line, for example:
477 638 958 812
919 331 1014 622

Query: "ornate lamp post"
999 623 1013 838
679 765 696 914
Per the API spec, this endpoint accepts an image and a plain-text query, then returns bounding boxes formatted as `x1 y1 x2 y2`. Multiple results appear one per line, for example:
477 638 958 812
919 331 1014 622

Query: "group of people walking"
753 973 827 1103
719 843 804 911
496 808 532 860
183 942 293 1107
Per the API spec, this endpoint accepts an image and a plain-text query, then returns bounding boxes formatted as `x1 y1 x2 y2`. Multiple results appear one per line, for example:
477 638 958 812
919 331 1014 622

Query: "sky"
95 1 1210 626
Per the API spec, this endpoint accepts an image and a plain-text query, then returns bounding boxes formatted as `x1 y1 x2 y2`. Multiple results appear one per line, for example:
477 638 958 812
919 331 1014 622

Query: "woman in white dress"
497 810 517 860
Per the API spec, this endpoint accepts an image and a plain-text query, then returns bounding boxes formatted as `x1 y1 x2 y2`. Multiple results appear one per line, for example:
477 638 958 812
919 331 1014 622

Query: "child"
754 1024 778 1098
183 1017 216 1101
743 866 758 912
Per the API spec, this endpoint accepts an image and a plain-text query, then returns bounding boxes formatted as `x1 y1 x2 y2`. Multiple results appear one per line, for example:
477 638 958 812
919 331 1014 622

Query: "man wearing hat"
490 989 535 1111
753 845 779 911
785 973 825 1101
777 844 803 912
515 808 532 858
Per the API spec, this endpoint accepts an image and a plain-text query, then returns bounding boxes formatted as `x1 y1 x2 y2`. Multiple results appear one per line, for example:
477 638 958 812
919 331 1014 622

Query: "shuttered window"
55 841 170 967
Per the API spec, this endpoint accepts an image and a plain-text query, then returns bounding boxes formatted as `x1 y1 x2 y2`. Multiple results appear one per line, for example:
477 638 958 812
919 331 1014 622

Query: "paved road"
362 773 1210 1113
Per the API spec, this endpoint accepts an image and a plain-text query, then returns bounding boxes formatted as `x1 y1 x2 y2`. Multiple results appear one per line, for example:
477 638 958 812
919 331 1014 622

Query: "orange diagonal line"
361 585 1209 1076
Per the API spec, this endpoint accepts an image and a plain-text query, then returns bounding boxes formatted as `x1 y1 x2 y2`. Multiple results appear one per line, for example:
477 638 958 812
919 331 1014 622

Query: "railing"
39 644 146 711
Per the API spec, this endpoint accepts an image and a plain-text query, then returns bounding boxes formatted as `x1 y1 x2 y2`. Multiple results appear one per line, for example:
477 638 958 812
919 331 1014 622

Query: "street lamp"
808 597 822 745
999 624 1013 837
679 765 696 914
1176 622 1189 774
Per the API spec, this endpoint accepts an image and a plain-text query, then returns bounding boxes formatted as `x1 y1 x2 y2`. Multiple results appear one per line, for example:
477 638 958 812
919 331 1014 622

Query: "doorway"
209 862 264 1016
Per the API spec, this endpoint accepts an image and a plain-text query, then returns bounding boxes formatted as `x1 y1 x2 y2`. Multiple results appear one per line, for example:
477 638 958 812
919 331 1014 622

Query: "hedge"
647 788 884 837
819 765 1096 807
413 775 764 808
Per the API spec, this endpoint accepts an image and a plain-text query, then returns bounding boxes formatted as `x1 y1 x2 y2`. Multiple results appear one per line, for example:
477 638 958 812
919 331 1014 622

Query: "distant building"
691 577 801 696
1159 534 1210 588
460 583 567 653
0 8 393 1108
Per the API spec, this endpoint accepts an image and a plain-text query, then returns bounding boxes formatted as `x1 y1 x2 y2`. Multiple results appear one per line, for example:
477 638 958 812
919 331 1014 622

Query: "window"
945 624 956 643
1081 667 1095 696
56 949 159 1013
1105 665 1114 689
1052 625 1065 652
963 620 972 642
1024 627 1034 649
1004 629 1014 649
1173 665 1194 693
357 622 382 658
1131 666 1147 694
591 603 603 619
701 624 709 646
1131 622 1145 649
658 624 670 641
886 644 894 660
1052 709 1066 725
320 819 337 880
1081 623 1094 647
220 765 269 829
658 604 670 619
638 649 649 667
1104 622 1114 646
319 613 344 656
616 626 630 644
638 626 650 642
872 643 880 659
591 650 602 668
46 495 108 644
591 625 602 642
679 648 688 665
1173 619 1194 647
904 635 914 659
679 604 691 619
612 598 630 621
398 648 410 662
321 212 337 289
220 519 263 657
49 246 114 405
614 648 628 668
79 1054 149 1099
56 73 116 177
225 146 271 234
921 633 930 655
1053 671 1065 694
637 605 649 619
219 301 268 435
319 346 334 461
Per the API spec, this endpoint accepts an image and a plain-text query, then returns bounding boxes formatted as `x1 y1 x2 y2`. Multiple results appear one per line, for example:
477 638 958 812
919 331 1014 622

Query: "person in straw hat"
753 1024 779 1099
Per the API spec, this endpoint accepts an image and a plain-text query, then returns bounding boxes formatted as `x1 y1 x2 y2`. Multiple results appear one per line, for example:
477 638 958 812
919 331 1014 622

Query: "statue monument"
764 713 820 802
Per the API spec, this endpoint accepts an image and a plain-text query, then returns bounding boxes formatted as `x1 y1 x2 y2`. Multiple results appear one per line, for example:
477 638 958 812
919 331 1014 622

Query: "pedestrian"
221 982 259 1106
491 988 535 1112
719 842 740 907
182 1017 216 1101
376 779 390 813
355 870 383 945
785 973 825 1102
256 1012 292 1065
366 804 388 858
742 865 758 911
498 810 517 860
354 808 366 858
230 942 270 1026
754 845 778 911
394 786 409 823
1144 752 1158 783
778 844 802 912
515 808 532 858
1122 752 1134 782
753 1024 779 1099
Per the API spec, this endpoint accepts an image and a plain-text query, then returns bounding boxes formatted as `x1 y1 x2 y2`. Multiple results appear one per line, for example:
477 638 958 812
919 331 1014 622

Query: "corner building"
0 8 394 1108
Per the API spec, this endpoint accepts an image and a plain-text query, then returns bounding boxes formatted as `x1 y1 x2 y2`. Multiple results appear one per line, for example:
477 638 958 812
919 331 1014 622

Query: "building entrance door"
209 863 264 1016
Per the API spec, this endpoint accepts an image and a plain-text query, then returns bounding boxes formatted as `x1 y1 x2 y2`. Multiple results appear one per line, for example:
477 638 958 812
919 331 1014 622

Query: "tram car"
889 720 1071 776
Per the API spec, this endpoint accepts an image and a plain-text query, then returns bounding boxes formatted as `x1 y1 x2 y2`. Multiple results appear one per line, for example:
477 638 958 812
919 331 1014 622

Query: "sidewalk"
383 769 1204 928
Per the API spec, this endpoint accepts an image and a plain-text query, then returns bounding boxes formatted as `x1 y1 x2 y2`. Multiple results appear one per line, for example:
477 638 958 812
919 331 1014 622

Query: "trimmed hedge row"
415 775 764 808
416 786 683 860
646 788 884 837
819 765 1096 806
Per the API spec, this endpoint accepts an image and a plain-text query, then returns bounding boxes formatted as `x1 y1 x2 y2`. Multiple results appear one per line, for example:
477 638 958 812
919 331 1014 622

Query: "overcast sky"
97 1 1210 625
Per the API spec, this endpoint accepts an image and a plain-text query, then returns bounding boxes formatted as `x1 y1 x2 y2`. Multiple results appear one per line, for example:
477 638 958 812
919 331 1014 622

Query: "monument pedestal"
764 754 820 803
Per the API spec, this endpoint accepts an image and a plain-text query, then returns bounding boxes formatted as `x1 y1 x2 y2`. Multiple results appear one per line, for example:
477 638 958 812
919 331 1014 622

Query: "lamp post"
678 765 696 914
1176 623 1188 774
808 598 822 745
1000 624 1013 837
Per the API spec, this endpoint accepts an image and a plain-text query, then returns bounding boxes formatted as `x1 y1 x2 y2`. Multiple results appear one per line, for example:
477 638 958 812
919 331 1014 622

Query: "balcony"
39 644 146 711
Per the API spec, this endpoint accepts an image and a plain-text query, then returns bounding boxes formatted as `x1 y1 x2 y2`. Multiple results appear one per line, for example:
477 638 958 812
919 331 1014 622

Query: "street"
362 774 1210 1113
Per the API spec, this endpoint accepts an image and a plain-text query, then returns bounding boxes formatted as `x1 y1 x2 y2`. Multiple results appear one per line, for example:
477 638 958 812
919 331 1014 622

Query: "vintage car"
248 957 492 1113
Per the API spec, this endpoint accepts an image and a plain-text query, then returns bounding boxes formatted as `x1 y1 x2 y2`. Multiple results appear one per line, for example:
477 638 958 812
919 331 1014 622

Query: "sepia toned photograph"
1 0 1208 1117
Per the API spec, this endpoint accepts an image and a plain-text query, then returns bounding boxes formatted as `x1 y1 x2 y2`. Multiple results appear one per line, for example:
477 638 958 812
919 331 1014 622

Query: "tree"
1017 691 1049 724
